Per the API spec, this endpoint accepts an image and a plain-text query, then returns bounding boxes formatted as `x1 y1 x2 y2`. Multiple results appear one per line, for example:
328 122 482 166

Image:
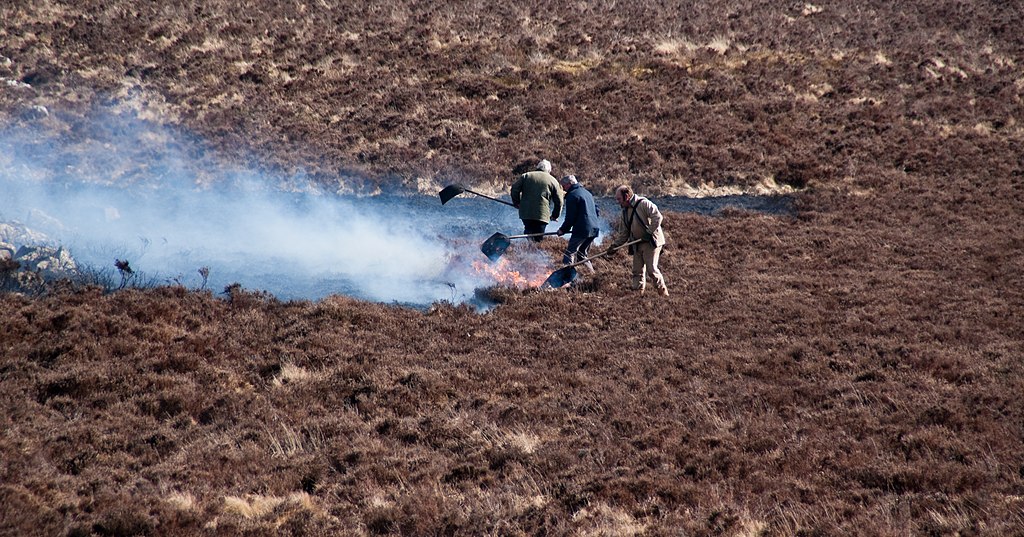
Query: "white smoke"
0 109 533 305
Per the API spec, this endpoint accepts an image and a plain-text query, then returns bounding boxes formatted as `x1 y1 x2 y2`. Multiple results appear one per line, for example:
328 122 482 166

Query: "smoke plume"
0 108 546 306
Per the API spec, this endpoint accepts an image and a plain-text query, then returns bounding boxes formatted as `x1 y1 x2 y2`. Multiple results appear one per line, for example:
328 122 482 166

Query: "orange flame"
470 257 549 288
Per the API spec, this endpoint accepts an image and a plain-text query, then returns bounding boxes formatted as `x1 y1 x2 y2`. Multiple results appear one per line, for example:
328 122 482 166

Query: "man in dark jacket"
556 175 600 272
510 159 563 242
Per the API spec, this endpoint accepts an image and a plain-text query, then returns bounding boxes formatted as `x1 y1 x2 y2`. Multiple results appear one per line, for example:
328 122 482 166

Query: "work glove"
642 232 655 246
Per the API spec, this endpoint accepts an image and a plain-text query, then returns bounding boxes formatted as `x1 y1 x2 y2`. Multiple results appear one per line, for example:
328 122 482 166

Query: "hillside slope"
2 1 1023 535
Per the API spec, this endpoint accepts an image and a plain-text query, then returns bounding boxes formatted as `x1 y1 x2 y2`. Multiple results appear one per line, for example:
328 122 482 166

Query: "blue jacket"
558 184 600 238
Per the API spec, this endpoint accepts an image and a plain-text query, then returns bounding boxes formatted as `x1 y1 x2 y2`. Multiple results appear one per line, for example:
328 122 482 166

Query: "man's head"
537 159 552 173
559 174 578 189
615 185 634 208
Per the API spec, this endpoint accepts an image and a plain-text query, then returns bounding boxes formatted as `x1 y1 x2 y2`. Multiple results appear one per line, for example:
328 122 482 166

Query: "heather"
2 1 1023 535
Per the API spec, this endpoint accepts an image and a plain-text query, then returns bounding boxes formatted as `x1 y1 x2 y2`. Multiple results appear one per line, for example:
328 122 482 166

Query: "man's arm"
549 183 563 221
645 199 664 232
510 176 523 206
558 195 577 234
610 212 629 248
636 198 663 245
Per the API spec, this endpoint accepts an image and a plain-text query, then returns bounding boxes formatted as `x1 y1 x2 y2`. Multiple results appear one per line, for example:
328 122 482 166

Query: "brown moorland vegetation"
2 0 1024 535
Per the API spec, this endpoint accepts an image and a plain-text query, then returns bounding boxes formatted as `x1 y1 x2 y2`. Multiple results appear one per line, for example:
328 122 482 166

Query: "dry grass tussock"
165 491 196 512
222 492 317 520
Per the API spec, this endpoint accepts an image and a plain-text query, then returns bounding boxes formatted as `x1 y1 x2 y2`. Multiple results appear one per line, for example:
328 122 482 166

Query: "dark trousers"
522 220 548 242
563 234 597 270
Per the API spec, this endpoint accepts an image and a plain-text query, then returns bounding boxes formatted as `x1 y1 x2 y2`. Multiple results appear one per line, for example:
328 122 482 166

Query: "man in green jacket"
510 159 563 242
611 184 669 296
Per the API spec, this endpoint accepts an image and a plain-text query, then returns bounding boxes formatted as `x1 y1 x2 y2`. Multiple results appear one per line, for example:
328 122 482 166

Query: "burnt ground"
2 1 1024 535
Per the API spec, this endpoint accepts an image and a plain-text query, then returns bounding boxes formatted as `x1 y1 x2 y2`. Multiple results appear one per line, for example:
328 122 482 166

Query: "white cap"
537 159 552 173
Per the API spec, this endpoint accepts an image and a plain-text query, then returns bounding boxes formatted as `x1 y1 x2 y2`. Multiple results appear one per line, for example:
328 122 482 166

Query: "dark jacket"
511 171 563 223
557 183 600 238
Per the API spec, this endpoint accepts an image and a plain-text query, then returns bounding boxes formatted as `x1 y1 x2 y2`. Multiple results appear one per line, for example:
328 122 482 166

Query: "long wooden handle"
562 239 644 269
506 232 560 239
464 188 516 207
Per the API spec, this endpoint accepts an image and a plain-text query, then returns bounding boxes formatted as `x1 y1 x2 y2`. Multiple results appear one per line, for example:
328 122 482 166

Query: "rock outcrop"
0 220 80 292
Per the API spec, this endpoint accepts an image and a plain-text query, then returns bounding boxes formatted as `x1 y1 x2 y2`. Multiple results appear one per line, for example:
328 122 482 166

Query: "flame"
470 257 549 288
438 241 557 290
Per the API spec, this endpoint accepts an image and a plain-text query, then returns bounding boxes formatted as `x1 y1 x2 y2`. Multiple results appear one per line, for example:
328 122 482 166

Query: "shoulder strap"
625 197 651 238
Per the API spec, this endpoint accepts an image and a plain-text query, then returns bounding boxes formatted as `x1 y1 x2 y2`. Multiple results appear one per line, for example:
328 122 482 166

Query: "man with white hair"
510 159 563 242
556 174 600 272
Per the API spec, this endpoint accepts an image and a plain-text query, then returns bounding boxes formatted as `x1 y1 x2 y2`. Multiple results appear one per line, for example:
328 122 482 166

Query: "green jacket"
510 171 563 223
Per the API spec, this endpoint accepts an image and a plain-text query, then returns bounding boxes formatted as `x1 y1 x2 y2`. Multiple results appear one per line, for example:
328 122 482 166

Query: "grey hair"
560 174 578 186
536 159 552 173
